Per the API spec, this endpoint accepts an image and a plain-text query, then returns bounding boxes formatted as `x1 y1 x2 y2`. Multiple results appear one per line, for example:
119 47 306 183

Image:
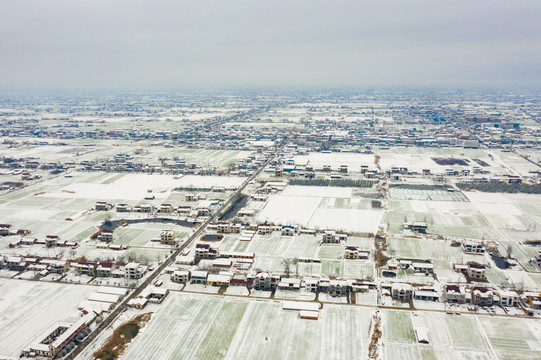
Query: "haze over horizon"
1 0 540 90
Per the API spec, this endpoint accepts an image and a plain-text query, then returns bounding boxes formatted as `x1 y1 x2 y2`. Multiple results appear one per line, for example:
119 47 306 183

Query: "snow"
0 278 93 358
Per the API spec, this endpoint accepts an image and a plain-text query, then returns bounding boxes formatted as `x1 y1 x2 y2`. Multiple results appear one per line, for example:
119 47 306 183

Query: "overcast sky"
1 1 540 90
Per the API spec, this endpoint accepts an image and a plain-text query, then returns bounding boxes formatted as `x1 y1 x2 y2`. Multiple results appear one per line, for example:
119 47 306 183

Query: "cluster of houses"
95 199 217 218
0 254 148 282
205 221 352 246
169 268 375 297
0 254 69 275
75 261 148 280
8 234 78 249
0 223 31 237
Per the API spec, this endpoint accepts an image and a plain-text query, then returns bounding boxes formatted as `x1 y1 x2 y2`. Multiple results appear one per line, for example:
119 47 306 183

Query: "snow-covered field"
383 310 541 360
257 186 384 233
291 152 375 171
122 292 372 360
0 278 93 359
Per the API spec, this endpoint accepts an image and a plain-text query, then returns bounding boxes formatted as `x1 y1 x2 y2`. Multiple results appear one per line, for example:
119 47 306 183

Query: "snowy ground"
121 292 372 360
257 186 384 233
382 310 541 360
0 278 94 359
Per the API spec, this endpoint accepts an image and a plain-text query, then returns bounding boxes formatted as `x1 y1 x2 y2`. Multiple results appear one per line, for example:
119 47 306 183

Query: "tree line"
456 182 541 194
289 178 377 188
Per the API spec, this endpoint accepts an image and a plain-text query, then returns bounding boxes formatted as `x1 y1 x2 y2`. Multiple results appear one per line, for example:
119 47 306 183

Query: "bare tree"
506 243 513 259
282 258 292 277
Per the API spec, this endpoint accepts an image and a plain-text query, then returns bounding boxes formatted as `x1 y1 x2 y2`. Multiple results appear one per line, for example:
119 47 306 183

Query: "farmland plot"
0 279 93 359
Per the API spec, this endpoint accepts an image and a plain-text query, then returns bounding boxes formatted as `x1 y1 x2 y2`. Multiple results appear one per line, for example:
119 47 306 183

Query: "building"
195 243 219 259
467 263 487 281
329 279 353 296
463 242 485 254
48 260 69 274
216 221 230 233
281 226 296 236
322 230 347 244
411 221 428 233
499 290 519 307
471 287 494 306
160 230 176 245
252 271 280 290
207 273 231 286
45 235 59 247
444 285 466 303
158 203 173 213
190 270 208 284
0 224 12 236
412 262 434 274
75 262 97 276
414 290 439 301
278 277 302 290
95 202 113 211
391 283 413 300
125 262 147 279
99 229 114 242
172 270 190 283
22 313 95 358
6 256 26 271
116 203 131 212
344 246 370 259
96 262 114 277
139 203 153 213
258 224 271 235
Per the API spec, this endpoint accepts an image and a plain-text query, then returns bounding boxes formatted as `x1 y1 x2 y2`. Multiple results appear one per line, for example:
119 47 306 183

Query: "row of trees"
456 182 541 194
289 178 377 188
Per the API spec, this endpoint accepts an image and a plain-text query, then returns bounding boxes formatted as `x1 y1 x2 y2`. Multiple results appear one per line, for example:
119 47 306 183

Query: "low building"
471 287 494 306
467 263 487 281
195 243 219 259
45 235 59 247
95 202 113 211
411 221 428 233
444 285 466 303
258 224 271 235
116 203 131 212
322 230 347 244
207 273 231 286
216 221 230 233
172 270 190 283
412 262 434 274
414 290 439 301
391 283 413 300
329 279 353 296
0 224 12 236
499 290 519 307
342 247 364 260
158 203 173 213
463 242 485 254
125 262 147 279
99 229 114 242
252 271 280 290
281 226 296 236
190 270 208 284
160 230 176 245
278 277 302 290
75 262 97 276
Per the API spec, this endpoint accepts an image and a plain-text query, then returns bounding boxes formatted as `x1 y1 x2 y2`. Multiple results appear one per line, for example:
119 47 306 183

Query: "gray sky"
1 0 540 89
